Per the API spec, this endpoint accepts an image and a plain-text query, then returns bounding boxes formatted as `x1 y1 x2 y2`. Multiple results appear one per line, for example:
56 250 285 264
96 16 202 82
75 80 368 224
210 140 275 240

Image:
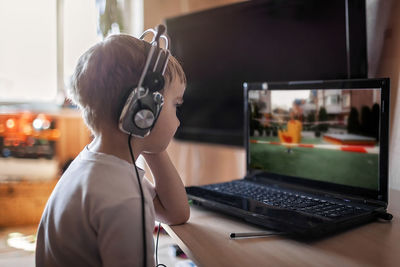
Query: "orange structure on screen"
278 113 302 144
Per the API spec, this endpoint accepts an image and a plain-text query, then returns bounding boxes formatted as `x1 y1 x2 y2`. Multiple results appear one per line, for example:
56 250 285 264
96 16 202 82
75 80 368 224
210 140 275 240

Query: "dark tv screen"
165 0 367 146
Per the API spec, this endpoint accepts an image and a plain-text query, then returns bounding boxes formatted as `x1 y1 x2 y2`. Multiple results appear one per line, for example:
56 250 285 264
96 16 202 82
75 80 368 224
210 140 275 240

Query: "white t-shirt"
36 146 157 267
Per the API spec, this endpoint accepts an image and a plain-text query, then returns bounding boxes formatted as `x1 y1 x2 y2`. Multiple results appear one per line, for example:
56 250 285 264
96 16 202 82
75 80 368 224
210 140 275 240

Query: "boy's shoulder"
60 148 144 202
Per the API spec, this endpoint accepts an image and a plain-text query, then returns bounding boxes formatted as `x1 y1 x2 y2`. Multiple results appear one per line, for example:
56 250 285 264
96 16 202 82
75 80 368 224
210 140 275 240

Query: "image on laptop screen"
248 88 381 191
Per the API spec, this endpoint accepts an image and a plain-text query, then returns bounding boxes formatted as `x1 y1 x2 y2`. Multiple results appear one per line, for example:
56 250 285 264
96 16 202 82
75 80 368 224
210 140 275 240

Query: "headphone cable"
156 221 167 267
128 134 147 267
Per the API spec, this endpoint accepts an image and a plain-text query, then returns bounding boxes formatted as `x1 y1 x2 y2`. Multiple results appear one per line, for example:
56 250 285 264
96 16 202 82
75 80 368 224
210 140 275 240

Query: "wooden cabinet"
0 180 58 227
0 109 91 227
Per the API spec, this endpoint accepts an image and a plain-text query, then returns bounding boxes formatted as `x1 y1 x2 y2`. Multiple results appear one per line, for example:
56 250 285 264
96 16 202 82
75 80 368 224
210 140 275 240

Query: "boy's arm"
143 151 190 225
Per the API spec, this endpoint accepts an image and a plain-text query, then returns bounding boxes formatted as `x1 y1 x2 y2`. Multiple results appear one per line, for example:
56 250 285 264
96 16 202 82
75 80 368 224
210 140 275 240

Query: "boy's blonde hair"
68 34 186 135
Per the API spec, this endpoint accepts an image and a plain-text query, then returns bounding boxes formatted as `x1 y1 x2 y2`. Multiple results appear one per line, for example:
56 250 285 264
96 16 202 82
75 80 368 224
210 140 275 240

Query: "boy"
35 33 190 267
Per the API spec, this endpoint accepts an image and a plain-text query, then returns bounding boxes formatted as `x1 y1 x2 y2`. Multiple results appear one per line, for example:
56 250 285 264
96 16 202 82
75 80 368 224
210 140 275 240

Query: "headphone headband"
118 25 171 137
136 27 171 98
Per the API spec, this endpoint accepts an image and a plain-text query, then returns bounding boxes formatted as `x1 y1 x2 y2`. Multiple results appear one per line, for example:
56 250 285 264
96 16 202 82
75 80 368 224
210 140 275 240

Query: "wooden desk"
163 189 400 267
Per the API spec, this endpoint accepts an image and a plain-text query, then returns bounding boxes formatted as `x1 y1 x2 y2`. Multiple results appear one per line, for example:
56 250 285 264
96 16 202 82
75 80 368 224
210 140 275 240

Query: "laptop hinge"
324 191 387 209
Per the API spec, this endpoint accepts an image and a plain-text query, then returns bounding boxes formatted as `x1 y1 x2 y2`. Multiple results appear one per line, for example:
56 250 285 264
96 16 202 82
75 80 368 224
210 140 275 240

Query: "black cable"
156 222 160 266
155 222 167 267
128 134 147 267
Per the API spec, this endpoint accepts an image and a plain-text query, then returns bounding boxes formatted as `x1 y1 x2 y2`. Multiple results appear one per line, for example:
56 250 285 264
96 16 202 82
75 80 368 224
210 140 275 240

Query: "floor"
0 225 195 267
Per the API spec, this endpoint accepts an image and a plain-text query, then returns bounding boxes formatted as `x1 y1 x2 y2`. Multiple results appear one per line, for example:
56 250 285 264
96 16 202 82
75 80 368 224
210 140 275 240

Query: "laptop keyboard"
202 180 368 219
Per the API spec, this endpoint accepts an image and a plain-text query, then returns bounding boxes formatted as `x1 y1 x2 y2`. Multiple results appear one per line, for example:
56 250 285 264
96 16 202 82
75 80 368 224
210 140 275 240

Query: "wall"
143 0 244 29
377 0 400 190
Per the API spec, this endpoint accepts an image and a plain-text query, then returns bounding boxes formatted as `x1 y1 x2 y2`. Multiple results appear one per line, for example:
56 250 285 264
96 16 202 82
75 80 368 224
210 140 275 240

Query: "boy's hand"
142 150 190 225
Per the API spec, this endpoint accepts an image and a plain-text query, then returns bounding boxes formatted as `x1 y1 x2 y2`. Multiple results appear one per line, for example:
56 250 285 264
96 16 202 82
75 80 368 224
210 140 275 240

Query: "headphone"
119 25 171 137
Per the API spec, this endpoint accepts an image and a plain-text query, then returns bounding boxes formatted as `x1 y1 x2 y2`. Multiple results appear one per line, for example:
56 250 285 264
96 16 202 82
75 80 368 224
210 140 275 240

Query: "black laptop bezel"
244 78 390 205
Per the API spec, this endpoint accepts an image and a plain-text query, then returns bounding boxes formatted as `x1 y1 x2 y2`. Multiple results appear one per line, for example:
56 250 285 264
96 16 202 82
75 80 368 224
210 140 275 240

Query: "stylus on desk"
230 231 285 239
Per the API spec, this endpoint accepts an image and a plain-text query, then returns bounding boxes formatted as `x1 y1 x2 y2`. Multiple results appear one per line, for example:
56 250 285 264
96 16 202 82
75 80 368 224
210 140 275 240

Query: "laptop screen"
247 86 382 191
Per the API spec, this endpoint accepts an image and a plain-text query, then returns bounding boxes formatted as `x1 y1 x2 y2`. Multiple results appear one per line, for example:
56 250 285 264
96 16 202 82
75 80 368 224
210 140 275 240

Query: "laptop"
186 78 392 239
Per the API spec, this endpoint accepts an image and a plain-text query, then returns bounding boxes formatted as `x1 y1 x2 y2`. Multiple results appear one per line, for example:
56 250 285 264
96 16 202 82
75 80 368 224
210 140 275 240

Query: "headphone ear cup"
144 72 165 92
130 92 164 134
134 108 155 129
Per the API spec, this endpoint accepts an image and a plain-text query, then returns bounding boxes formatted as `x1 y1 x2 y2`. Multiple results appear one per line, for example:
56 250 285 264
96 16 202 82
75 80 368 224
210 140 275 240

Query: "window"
326 95 340 105
0 0 99 103
0 0 57 102
0 0 141 104
342 93 351 108
64 0 99 89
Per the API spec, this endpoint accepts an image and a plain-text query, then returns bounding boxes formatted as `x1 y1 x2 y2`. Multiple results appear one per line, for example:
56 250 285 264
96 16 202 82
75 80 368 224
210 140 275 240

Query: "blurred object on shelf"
0 112 59 159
